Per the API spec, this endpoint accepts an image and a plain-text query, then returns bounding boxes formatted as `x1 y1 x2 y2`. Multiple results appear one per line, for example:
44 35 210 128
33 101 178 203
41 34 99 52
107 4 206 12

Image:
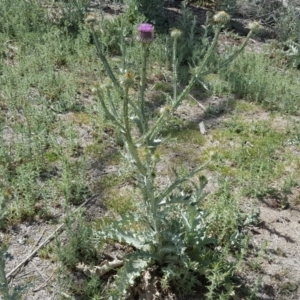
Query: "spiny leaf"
113 253 153 297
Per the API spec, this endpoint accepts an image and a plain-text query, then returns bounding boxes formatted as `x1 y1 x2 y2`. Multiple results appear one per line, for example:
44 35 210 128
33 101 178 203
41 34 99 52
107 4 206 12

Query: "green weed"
221 52 300 114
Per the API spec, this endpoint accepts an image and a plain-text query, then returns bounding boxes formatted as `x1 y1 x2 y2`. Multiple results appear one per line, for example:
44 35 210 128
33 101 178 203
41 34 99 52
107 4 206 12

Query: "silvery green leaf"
159 245 180 255
113 230 144 249
199 236 216 246
199 121 207 135
113 253 153 296
230 231 240 245
94 213 154 250
158 193 192 206
157 162 209 204
180 211 191 229
243 209 260 225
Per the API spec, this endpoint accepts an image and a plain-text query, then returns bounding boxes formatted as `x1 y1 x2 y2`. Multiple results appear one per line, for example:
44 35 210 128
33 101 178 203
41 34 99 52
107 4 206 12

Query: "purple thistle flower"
136 23 154 43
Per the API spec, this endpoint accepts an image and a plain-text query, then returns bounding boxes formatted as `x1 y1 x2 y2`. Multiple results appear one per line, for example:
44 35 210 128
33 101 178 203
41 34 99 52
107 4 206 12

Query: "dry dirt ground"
3 1 300 299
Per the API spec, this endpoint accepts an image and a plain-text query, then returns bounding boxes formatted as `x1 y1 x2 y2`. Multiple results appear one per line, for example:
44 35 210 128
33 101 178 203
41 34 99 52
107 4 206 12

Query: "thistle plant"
88 13 259 298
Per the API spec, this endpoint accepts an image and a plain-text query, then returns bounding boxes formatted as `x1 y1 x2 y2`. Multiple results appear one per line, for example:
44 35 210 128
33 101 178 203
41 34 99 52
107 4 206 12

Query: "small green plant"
60 0 90 32
0 245 23 300
0 0 46 38
273 1 300 43
278 39 300 68
55 210 105 299
175 2 198 68
56 210 99 270
222 51 300 113
125 0 166 29
195 0 237 12
0 196 8 229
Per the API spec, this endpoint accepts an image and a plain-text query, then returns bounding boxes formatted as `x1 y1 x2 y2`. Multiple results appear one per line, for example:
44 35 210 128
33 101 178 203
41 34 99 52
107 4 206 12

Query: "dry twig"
77 258 124 277
33 272 54 293
7 195 97 280
33 229 46 248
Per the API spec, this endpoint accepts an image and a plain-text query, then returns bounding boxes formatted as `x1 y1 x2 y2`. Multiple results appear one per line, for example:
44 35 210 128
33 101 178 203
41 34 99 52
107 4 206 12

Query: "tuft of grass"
97 172 136 215
220 52 300 114
169 125 207 145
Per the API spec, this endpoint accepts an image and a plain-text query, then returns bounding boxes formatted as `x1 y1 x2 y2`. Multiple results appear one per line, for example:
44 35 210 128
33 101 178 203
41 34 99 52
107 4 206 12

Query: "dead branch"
7 195 97 280
76 258 124 277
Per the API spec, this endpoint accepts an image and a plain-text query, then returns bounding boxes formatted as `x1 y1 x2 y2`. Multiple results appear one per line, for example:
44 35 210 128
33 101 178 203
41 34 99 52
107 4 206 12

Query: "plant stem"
172 25 222 111
173 37 178 103
91 26 122 92
96 90 126 132
140 44 148 133
123 87 147 176
172 26 254 111
124 88 159 237
120 28 126 71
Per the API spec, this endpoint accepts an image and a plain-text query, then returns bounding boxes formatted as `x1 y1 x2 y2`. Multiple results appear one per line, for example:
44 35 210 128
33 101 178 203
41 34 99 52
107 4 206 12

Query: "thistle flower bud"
152 152 160 162
136 23 154 44
138 147 150 159
213 11 231 25
159 105 171 115
91 82 101 94
93 80 112 91
170 29 182 39
120 71 134 88
85 13 97 26
151 172 156 178
248 21 261 33
91 86 98 95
